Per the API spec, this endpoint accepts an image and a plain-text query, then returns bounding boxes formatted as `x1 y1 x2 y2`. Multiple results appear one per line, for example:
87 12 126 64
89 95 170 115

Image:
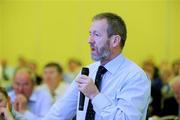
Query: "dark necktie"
85 66 107 120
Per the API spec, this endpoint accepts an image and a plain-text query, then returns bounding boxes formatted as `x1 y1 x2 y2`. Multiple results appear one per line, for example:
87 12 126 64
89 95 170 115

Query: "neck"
100 52 121 65
51 80 61 92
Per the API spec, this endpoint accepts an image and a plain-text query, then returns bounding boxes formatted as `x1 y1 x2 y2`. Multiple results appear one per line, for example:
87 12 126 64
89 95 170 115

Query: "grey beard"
91 47 111 62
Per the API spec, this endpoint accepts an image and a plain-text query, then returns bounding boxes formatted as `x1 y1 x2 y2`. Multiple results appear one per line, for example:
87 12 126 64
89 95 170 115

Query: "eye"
95 33 100 37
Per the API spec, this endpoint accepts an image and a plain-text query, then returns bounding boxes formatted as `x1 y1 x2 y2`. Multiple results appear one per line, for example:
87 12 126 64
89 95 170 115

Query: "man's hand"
76 75 99 99
13 94 28 113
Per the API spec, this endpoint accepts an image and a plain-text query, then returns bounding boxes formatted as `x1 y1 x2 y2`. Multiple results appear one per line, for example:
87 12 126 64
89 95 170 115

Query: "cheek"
24 87 32 95
14 86 21 93
0 101 7 107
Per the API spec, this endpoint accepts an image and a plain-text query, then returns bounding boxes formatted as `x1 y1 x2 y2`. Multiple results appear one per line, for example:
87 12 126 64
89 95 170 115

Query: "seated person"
150 76 180 120
8 68 53 120
40 63 69 102
161 76 180 116
64 58 82 83
0 87 26 120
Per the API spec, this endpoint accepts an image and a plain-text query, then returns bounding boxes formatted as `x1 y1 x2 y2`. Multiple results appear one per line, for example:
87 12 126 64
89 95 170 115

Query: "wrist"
89 90 99 100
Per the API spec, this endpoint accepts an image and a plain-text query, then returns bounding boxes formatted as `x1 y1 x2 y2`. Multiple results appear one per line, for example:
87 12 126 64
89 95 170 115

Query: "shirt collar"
104 54 125 74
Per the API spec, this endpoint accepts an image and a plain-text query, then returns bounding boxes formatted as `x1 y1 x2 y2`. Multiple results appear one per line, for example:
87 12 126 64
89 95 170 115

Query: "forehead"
44 66 57 72
90 19 108 33
15 71 31 82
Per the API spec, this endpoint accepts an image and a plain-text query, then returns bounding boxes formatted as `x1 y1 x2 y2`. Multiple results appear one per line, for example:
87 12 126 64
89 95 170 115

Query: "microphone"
78 67 89 111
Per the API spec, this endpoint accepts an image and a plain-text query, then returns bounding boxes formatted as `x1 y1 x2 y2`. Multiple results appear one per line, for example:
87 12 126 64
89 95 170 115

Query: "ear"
110 35 121 48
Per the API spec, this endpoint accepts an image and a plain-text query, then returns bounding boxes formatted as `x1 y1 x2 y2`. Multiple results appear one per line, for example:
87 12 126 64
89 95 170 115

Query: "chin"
91 55 103 62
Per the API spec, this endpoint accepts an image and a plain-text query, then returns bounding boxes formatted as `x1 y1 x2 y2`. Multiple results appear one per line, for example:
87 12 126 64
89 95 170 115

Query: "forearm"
92 93 142 120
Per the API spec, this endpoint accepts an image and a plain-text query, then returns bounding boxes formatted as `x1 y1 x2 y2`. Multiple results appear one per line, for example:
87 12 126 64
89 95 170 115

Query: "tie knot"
98 66 107 75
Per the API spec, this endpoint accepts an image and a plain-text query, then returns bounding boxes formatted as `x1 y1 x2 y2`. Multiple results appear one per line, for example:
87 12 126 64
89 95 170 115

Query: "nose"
17 85 24 93
88 35 94 44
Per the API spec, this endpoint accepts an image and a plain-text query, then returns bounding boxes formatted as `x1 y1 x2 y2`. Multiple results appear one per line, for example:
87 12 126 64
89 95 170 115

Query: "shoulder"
32 87 52 100
124 57 145 74
122 57 148 80
120 57 151 89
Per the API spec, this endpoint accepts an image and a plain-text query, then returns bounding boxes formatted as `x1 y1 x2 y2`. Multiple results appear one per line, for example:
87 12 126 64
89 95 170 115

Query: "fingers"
76 75 91 84
13 94 27 113
13 99 19 111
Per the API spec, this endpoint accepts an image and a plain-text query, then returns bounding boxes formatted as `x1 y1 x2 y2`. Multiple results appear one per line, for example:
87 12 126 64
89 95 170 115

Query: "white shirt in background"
8 87 53 120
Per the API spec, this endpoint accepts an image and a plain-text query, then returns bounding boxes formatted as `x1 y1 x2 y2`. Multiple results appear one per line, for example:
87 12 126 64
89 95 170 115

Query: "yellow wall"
0 2 2 56
0 0 180 70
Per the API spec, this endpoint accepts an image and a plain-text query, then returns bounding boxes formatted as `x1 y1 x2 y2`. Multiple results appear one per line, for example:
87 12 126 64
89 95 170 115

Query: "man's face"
172 81 180 104
13 71 34 99
88 19 112 61
43 67 61 91
0 93 7 108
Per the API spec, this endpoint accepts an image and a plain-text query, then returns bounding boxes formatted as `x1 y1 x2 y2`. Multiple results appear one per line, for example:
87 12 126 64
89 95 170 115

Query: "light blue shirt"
38 82 69 102
8 87 53 120
11 107 27 120
43 54 151 120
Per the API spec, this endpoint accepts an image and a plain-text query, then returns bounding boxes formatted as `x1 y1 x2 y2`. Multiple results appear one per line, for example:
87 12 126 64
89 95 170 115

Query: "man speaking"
43 12 151 120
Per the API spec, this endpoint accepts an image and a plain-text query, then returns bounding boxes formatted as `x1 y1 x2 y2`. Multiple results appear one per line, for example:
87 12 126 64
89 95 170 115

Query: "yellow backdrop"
0 0 180 71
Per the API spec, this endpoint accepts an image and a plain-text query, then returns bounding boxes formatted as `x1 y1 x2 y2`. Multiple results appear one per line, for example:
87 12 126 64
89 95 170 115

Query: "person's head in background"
13 68 35 99
17 56 28 69
159 63 173 84
28 61 42 85
0 87 11 108
89 12 127 65
142 59 155 80
170 76 180 104
172 58 180 76
68 58 82 73
28 61 38 73
43 63 63 92
0 59 7 68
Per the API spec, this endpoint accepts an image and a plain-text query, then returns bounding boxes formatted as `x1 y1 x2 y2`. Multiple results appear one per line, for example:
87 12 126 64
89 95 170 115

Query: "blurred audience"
1 55 180 119
172 58 180 76
64 58 82 83
149 76 180 120
0 59 15 81
142 58 159 81
28 61 42 86
160 76 180 116
0 87 26 120
16 57 28 69
0 59 15 91
40 62 69 102
149 63 174 116
8 68 52 120
160 64 174 99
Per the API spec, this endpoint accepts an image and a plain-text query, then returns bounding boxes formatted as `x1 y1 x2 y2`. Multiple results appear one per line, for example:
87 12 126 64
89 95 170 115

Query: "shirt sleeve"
12 108 27 120
24 88 53 120
42 79 79 120
24 111 41 120
92 71 151 120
